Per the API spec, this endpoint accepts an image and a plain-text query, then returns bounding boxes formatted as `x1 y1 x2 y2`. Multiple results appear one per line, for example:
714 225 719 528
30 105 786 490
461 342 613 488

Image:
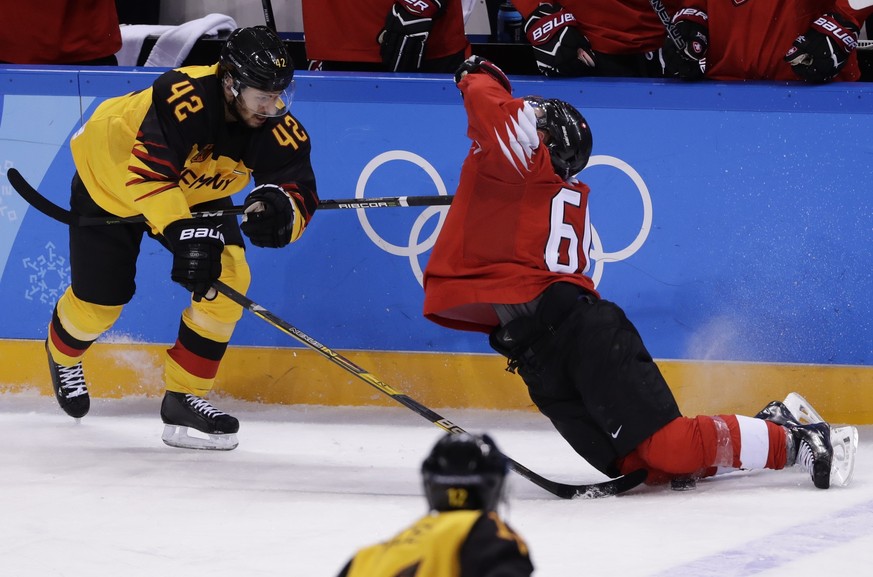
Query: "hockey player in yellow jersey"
45 26 318 450
335 432 534 577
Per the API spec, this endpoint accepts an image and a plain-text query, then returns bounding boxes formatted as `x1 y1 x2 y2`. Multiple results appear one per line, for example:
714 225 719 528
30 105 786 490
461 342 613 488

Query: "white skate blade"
161 424 239 451
782 392 825 425
829 425 859 487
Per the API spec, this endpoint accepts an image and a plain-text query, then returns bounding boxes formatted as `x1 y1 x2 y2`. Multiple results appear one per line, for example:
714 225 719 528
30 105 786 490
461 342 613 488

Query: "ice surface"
2 390 871 576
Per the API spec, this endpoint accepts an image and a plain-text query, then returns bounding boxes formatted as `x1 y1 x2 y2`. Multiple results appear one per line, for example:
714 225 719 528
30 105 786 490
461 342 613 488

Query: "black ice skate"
787 422 833 490
756 393 858 487
160 391 239 451
46 339 90 419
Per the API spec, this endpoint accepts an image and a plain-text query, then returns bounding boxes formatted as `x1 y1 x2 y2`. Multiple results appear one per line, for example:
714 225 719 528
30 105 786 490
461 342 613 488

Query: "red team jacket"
680 0 872 81
511 0 684 54
422 73 597 334
301 0 469 63
0 0 121 63
512 0 871 80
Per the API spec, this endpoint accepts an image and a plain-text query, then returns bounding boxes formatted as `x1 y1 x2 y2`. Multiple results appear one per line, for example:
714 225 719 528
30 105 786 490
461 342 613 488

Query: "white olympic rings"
353 151 652 288
585 155 654 287
354 151 450 285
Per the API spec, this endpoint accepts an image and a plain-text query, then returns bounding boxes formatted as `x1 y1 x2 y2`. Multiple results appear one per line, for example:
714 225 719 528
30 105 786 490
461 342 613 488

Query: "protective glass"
234 80 296 117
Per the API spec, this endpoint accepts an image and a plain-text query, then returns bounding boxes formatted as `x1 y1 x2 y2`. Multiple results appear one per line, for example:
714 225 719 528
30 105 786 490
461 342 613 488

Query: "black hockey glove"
662 8 708 79
241 183 296 248
378 0 446 72
523 3 595 77
785 12 858 83
453 55 512 93
164 218 224 302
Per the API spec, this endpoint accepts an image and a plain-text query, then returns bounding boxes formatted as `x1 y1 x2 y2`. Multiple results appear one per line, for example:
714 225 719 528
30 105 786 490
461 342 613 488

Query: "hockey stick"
650 0 686 51
5 168 452 227
261 0 278 32
210 279 647 499
7 168 646 499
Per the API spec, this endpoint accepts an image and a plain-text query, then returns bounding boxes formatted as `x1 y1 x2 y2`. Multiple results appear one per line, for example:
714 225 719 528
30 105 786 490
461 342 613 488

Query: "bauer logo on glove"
527 10 576 44
785 12 858 82
523 3 595 76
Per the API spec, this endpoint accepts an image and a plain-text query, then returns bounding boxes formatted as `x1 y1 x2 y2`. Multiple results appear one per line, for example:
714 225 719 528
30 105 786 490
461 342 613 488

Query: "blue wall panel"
1 67 870 365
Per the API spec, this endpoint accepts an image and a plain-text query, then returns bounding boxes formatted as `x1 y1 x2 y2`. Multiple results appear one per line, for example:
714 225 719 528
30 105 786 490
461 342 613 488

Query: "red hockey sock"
617 414 788 481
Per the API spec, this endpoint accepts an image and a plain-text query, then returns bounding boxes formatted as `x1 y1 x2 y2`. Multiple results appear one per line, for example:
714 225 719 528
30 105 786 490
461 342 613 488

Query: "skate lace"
185 395 226 418
797 442 815 475
57 363 88 398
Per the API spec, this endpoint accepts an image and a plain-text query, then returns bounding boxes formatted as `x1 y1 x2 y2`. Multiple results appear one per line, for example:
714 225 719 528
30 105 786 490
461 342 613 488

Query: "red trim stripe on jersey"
131 148 180 173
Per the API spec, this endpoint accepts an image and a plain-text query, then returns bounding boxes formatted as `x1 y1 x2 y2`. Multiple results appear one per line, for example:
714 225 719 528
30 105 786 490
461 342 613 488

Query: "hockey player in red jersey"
423 56 850 490
511 0 684 77
45 26 318 450
301 0 469 72
662 0 873 81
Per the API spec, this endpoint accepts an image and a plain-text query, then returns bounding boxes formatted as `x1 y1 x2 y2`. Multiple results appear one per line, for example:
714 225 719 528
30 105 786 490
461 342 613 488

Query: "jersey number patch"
272 115 308 150
544 187 590 274
167 81 204 122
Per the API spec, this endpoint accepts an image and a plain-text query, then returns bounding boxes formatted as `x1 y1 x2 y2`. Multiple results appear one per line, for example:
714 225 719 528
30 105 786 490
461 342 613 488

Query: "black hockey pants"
490 282 682 476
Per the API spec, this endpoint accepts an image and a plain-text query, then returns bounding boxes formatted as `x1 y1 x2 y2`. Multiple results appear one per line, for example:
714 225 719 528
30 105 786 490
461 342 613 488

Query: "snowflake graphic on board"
0 178 20 223
23 241 70 304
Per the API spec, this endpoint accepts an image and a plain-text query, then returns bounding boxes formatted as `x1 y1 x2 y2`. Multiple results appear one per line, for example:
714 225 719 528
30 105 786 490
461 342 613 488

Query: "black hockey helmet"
219 26 294 93
421 432 508 512
524 97 593 180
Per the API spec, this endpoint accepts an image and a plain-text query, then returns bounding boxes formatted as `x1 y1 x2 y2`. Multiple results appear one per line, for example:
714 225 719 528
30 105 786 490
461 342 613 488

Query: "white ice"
2 390 871 577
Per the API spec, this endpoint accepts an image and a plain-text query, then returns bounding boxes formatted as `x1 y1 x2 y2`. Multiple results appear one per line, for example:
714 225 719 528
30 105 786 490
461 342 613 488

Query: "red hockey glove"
785 12 858 83
453 55 512 93
523 3 595 77
164 218 224 302
662 8 708 79
378 0 446 72
241 183 296 248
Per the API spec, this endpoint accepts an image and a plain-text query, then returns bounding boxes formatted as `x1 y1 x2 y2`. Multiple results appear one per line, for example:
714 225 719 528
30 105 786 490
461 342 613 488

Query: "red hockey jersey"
423 73 597 334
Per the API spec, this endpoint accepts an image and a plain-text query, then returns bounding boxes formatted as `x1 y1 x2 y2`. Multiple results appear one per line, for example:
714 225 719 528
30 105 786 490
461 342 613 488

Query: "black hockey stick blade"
6 168 453 226
527 467 647 499
6 168 76 225
211 279 646 499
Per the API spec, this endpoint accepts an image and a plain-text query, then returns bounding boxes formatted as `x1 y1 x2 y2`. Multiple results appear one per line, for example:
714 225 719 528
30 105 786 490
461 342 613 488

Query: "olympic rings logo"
585 155 653 287
354 150 652 287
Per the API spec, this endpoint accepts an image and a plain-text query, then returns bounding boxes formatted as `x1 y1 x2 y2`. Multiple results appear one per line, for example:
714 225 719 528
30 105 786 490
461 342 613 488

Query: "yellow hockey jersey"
337 510 533 577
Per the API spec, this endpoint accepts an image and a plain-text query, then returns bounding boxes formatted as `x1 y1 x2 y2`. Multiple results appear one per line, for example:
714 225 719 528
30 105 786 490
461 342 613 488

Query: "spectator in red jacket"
301 0 470 72
510 0 683 77
0 0 121 65
662 0 873 81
